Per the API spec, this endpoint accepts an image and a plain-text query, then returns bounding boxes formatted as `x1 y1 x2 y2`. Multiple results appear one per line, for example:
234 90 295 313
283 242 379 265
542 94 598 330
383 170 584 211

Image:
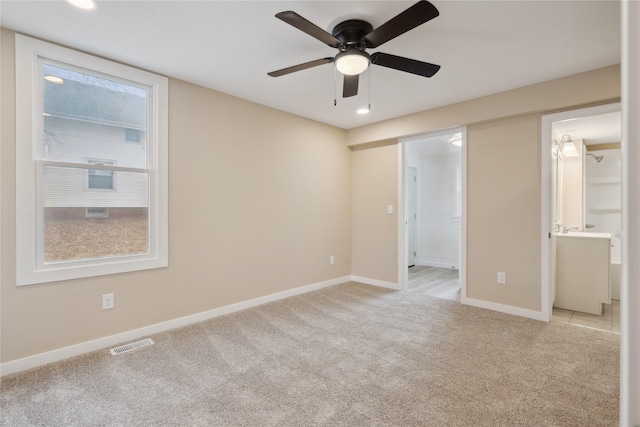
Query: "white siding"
43 116 148 208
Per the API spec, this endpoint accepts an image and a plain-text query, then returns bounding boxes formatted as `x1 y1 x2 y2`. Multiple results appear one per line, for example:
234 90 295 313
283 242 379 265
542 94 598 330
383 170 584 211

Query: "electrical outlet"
102 293 114 310
497 272 506 284
330 255 335 265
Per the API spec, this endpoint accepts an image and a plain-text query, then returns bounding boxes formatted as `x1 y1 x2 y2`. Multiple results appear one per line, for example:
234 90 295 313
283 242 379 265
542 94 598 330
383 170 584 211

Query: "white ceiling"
0 0 621 130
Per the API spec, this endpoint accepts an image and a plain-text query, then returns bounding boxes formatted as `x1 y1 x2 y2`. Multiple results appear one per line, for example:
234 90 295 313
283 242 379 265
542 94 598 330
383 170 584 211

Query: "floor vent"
110 338 154 355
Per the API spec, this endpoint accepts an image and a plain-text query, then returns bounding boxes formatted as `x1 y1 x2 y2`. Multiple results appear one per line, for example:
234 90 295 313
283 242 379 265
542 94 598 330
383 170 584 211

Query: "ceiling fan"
267 0 441 98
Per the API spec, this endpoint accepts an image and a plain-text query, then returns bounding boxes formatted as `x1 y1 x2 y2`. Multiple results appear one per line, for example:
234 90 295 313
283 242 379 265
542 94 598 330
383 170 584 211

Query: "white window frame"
16 34 168 286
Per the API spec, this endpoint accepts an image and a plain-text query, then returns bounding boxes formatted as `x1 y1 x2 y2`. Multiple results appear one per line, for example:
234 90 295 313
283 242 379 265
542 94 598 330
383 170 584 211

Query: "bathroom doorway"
399 128 466 301
541 102 621 329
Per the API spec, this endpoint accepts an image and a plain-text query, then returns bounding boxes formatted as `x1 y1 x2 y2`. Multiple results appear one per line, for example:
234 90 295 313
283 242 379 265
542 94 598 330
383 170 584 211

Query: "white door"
407 166 418 267
550 144 561 305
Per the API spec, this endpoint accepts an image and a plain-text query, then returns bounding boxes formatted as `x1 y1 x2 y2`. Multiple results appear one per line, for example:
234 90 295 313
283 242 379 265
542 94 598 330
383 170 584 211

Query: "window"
125 128 142 142
86 208 109 218
87 160 115 190
16 35 168 285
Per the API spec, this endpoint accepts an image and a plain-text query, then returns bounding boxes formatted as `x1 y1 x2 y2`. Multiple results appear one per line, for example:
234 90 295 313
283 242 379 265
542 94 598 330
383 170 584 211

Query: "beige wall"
1 29 351 363
466 115 542 310
351 143 398 284
348 66 620 312
347 65 620 147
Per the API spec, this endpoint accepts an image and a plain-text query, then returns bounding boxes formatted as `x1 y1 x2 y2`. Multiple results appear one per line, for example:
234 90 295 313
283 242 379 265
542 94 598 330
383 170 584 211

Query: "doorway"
399 128 466 300
541 102 621 324
407 166 418 268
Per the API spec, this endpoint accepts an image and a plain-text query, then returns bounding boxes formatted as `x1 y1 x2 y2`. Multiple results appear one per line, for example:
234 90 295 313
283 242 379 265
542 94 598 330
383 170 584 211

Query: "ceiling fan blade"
371 52 440 78
343 74 359 98
268 58 334 77
363 1 439 48
276 11 343 48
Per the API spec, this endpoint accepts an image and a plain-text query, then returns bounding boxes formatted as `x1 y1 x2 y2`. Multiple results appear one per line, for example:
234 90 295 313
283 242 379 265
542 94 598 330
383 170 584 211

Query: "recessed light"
44 76 64 84
67 0 98 10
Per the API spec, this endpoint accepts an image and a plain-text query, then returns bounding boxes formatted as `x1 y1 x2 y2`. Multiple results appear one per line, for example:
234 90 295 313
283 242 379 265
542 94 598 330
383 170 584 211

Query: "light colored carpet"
1 282 619 426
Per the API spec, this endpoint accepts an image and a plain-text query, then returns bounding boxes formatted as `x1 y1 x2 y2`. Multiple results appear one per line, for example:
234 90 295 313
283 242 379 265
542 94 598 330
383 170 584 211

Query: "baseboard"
0 275 350 377
417 260 459 270
462 296 547 322
350 275 401 290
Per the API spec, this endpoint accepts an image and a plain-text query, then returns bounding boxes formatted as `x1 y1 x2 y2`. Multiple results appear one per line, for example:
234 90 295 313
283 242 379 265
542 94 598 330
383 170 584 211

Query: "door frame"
398 127 467 297
540 102 621 322
407 165 420 268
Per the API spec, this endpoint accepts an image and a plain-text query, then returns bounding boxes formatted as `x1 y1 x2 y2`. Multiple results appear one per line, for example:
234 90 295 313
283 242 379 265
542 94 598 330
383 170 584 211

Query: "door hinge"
414 251 416 257
414 176 417 182
414 213 417 219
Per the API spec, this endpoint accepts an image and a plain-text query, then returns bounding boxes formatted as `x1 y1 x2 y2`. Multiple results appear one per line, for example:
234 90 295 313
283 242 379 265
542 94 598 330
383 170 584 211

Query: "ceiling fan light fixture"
335 50 370 75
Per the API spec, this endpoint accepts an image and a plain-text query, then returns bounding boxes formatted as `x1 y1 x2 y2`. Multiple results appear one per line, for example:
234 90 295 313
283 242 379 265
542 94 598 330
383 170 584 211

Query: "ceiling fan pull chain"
334 66 337 106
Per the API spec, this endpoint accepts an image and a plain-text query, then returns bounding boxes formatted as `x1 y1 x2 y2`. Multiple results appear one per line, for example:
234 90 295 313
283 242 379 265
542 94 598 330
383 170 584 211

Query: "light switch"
387 205 393 214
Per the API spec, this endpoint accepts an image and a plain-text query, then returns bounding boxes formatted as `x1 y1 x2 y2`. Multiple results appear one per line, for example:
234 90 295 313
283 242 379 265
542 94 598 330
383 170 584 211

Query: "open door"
541 102 621 321
407 166 417 268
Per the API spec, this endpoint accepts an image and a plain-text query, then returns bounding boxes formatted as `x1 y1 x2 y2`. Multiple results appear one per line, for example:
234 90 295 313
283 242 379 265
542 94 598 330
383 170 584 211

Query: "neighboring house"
42 77 148 220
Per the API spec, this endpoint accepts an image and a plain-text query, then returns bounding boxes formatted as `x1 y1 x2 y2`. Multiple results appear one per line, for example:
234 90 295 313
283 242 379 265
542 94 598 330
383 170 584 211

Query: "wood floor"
407 265 460 301
407 265 618 334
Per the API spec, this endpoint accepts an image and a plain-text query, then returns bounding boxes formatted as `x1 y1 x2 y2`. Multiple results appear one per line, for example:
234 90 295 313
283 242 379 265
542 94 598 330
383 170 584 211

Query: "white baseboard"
0 275 350 377
462 296 547 322
417 260 459 270
350 275 401 290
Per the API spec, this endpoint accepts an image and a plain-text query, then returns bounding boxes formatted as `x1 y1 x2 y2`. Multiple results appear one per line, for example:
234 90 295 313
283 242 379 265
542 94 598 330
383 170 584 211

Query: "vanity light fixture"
560 134 579 157
66 0 98 10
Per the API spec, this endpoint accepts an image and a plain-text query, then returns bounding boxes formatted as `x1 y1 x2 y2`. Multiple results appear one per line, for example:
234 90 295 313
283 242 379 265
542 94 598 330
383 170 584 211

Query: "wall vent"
110 338 154 355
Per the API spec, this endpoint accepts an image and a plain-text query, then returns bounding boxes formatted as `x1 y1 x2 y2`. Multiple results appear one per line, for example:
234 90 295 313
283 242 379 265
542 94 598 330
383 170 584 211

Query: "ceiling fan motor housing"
332 20 373 50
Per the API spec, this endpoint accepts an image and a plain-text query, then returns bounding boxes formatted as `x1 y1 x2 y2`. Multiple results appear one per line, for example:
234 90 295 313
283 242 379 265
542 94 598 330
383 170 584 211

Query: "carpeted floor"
0 282 619 426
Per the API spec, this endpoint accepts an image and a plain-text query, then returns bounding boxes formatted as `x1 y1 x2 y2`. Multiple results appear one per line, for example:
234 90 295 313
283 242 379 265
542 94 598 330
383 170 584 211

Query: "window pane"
42 63 148 168
43 165 149 263
88 174 113 189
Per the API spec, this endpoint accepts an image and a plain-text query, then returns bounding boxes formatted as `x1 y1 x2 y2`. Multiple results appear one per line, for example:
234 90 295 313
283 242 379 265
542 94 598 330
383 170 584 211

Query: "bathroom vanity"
555 232 611 315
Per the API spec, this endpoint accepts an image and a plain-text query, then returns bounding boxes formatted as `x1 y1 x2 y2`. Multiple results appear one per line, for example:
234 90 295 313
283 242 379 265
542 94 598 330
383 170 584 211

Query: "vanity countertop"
557 231 611 239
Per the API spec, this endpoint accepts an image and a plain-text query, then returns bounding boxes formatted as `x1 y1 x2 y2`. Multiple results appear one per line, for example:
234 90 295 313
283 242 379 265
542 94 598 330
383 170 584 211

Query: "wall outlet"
387 205 394 214
497 272 506 284
330 255 335 265
102 293 114 310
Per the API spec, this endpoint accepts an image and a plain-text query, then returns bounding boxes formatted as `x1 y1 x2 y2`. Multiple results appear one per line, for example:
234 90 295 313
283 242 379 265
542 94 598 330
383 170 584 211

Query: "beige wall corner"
351 144 399 284
347 64 620 315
